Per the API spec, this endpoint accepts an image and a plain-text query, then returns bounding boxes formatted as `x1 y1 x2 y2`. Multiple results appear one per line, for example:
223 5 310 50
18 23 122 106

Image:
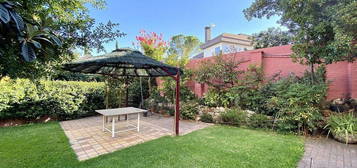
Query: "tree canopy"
159 35 201 103
0 0 125 79
251 27 293 49
135 30 168 61
165 35 201 67
195 55 244 90
244 0 356 82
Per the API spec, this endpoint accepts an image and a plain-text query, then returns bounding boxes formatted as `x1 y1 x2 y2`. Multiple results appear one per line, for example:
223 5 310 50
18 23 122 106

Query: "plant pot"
150 107 156 113
332 132 357 144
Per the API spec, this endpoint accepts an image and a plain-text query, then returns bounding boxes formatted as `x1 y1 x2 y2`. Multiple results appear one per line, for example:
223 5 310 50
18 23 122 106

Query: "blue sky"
88 0 281 55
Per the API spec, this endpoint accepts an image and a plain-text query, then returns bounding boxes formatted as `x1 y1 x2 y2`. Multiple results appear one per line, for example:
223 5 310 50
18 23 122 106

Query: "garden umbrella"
63 48 182 135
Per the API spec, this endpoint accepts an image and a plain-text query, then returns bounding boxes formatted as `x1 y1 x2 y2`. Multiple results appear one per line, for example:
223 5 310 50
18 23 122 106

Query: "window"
215 47 221 56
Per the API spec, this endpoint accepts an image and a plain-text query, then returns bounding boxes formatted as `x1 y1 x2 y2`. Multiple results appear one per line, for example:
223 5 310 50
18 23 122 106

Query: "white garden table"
96 107 147 137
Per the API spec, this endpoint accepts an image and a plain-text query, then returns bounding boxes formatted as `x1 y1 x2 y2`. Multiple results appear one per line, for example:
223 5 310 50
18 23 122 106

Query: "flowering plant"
134 30 168 61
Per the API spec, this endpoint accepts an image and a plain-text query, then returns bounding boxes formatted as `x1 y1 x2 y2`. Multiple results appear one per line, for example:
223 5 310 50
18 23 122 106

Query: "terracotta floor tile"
60 115 211 161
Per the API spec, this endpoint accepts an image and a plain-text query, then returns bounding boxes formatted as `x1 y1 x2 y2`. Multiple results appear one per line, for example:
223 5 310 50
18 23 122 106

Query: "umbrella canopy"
62 48 182 136
63 48 182 77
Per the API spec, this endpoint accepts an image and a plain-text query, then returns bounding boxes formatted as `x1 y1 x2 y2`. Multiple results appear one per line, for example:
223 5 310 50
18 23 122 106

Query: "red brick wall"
185 45 357 100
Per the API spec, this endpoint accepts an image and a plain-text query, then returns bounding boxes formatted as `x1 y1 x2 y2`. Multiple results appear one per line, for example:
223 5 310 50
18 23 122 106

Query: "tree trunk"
117 85 121 108
125 77 129 120
148 77 151 96
310 63 315 84
105 79 109 109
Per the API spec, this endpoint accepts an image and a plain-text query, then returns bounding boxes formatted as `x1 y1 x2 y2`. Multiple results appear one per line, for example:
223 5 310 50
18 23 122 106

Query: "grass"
0 122 304 168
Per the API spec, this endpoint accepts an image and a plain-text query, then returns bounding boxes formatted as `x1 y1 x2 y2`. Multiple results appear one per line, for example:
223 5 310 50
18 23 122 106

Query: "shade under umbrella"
62 48 182 77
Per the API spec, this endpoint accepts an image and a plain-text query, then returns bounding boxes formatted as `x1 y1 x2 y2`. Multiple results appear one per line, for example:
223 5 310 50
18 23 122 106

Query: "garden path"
298 138 357 168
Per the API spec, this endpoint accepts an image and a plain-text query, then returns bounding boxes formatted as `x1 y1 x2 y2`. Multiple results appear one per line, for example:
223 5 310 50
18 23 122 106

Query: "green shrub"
248 114 272 129
203 89 232 107
228 86 266 112
144 88 168 113
0 77 105 120
220 108 247 126
181 102 199 120
128 78 149 107
324 113 357 143
166 108 175 116
268 81 327 133
200 113 213 123
227 65 267 112
160 69 197 103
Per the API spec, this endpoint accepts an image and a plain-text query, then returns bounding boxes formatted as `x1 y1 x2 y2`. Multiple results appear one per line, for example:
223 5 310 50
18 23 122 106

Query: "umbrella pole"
175 72 180 136
139 77 144 108
105 78 109 109
125 76 129 120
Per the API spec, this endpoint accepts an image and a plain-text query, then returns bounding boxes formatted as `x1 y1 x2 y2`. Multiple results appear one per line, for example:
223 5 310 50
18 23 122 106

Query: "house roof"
200 33 252 49
191 53 204 59
189 45 293 64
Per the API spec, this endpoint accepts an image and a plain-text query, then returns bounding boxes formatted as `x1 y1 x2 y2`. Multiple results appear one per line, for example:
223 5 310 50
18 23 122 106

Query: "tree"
165 35 201 67
160 35 201 103
195 55 244 90
135 30 168 61
135 30 168 93
329 1 357 62
251 27 293 49
0 2 61 61
244 0 356 83
76 21 125 54
0 0 125 79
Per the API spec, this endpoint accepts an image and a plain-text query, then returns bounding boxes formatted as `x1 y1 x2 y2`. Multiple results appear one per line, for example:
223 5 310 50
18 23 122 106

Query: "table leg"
137 113 140 132
112 116 115 138
102 115 105 132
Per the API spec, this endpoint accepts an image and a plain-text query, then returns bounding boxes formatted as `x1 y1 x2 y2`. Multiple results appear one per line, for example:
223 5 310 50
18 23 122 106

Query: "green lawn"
0 122 304 168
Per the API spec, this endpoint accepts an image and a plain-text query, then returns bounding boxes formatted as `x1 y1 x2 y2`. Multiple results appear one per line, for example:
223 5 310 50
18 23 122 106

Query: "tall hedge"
0 77 105 120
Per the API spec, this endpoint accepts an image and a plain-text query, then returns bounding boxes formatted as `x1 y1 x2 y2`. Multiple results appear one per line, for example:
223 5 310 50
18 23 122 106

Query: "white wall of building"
203 42 254 57
203 43 222 58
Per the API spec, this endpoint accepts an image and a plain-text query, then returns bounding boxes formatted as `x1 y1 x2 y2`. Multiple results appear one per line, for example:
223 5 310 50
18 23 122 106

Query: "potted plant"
324 112 357 144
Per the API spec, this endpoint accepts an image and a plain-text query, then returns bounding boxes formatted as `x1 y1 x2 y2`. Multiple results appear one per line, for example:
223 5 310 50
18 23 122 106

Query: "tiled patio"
60 114 211 161
298 138 357 168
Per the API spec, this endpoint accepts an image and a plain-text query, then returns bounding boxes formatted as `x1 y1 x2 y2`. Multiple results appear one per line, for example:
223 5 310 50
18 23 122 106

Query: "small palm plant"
324 112 357 144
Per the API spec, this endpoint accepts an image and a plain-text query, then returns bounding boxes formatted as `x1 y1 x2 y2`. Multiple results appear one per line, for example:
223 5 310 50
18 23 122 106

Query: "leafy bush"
324 113 357 143
166 108 175 116
203 65 266 109
181 102 199 120
0 77 105 120
194 55 244 91
160 69 197 103
228 86 265 111
200 113 214 123
248 114 272 129
228 65 265 110
128 78 150 107
144 88 169 114
203 89 232 107
220 108 247 126
268 81 327 133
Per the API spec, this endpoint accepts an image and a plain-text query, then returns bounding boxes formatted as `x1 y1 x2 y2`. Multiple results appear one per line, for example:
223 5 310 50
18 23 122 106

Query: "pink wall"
262 56 307 78
326 62 350 99
350 63 357 98
186 45 357 100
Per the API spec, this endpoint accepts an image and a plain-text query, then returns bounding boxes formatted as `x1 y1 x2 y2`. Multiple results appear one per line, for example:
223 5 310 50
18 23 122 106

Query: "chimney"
205 26 211 42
